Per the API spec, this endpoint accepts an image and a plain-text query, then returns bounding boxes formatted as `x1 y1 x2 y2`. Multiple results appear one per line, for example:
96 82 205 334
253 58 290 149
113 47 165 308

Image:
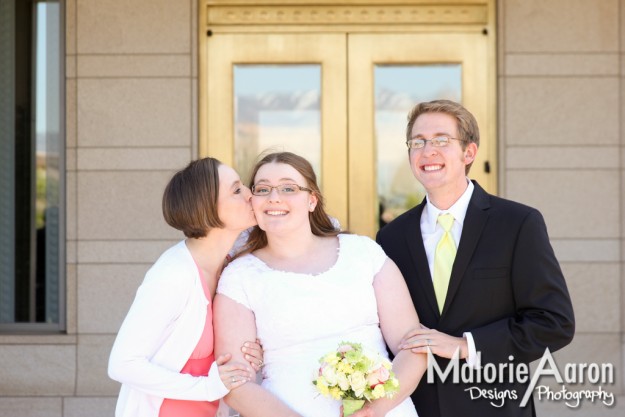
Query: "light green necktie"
433 213 456 313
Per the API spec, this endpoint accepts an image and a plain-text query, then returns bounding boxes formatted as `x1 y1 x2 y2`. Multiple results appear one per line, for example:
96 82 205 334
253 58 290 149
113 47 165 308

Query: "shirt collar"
424 179 474 229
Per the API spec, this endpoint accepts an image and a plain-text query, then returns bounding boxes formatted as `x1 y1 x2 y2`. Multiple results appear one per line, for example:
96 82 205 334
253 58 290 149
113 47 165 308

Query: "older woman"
108 157 264 417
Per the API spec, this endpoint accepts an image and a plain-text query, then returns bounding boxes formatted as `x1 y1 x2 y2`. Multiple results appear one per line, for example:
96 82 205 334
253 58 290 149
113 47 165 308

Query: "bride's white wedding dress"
218 234 418 417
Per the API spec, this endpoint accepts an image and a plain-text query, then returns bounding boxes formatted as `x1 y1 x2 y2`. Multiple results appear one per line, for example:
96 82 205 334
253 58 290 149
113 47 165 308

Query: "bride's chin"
259 223 289 235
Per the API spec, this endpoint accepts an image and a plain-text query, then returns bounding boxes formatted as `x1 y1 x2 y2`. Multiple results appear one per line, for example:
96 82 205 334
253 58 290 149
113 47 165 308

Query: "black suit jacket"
376 181 575 417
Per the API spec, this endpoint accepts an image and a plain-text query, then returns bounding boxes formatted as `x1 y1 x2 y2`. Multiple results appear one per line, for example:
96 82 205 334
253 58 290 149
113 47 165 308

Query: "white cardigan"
108 240 228 417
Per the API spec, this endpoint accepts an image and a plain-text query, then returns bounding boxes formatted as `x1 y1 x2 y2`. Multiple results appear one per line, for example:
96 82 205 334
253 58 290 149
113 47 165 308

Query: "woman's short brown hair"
162 157 224 238
243 152 340 254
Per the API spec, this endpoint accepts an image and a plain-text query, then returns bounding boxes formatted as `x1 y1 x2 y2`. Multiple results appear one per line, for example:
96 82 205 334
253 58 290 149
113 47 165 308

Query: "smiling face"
408 112 477 203
251 162 317 236
216 164 257 232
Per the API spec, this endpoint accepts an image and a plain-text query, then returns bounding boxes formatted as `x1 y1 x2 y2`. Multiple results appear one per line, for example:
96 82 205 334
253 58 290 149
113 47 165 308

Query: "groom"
376 100 574 417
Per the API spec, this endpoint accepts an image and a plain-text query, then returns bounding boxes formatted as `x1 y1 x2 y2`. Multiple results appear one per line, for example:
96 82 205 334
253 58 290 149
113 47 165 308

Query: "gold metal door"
200 1 496 237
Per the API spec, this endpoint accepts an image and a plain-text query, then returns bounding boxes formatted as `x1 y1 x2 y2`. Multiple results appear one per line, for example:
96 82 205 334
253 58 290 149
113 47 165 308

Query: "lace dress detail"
218 234 418 417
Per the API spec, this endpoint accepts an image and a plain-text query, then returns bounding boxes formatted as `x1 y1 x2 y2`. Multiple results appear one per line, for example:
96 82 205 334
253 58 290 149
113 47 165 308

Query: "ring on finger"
258 360 264 367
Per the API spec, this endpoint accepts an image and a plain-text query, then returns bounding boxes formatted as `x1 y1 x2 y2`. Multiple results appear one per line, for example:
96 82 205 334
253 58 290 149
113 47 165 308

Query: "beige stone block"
66 55 76 79
506 170 619 238
64 397 117 417
0 345 75 395
615 54 625 76
77 171 180 240
66 147 76 171
77 264 149 334
66 263 77 335
66 240 77 264
76 0 191 54
621 0 625 51
506 146 619 169
77 148 191 171
560 263 619 333
497 76 507 194
506 53 619 76
76 335 120 395
77 55 191 77
552 239 620 263
191 0 198 79
505 0 618 52
0 397 61 417
77 78 191 148
66 171 77 241
620 169 625 228
620 82 625 143
78 240 176 264
623 254 625 333
505 77 619 146
66 0 76 55
496 0 506 75
192 78 198 158
66 79 76 148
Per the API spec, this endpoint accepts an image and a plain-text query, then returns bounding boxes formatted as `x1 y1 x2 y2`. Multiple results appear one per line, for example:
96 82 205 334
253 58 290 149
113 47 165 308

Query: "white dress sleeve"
217 257 253 309
355 235 388 278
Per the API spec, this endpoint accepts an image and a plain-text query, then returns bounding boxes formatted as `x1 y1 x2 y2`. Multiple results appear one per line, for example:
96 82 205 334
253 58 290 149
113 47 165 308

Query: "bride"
214 152 427 417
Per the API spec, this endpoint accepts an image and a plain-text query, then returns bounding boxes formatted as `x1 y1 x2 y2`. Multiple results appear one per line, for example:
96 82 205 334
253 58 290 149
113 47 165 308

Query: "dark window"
0 0 64 331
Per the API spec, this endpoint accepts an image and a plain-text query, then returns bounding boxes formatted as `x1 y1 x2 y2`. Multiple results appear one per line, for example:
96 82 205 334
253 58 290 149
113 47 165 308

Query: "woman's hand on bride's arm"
216 352 253 391
242 338 264 371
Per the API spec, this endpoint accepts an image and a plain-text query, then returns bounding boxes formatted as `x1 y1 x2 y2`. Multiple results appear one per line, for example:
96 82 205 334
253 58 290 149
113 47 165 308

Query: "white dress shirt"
420 180 479 366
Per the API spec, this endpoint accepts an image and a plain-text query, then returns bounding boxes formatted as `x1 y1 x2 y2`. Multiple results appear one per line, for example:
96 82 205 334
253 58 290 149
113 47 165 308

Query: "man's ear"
464 142 478 165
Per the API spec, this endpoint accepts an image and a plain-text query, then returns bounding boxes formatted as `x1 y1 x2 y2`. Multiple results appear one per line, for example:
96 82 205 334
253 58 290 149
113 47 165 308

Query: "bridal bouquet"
312 342 400 416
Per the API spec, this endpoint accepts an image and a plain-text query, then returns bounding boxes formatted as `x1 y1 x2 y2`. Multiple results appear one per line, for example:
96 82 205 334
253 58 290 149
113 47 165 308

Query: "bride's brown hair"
241 152 341 256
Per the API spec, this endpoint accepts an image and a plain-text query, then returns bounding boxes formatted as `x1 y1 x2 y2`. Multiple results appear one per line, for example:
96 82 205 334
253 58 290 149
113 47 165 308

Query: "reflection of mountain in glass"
234 65 321 185
376 86 460 111
237 90 319 120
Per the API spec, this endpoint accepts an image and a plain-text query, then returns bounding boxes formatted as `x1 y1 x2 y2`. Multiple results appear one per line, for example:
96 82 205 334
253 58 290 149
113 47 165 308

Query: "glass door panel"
349 33 492 237
204 34 348 226
234 65 321 185
375 65 461 228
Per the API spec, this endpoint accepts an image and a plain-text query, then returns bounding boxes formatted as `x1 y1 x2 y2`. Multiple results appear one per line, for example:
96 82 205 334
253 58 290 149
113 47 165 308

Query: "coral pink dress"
159 265 219 417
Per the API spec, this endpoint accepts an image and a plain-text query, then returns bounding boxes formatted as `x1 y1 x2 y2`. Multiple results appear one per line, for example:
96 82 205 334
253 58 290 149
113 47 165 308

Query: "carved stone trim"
206 5 488 26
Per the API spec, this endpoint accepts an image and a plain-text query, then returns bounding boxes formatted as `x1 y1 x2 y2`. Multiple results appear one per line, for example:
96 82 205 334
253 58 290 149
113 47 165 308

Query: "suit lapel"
404 200 441 319
442 181 491 315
